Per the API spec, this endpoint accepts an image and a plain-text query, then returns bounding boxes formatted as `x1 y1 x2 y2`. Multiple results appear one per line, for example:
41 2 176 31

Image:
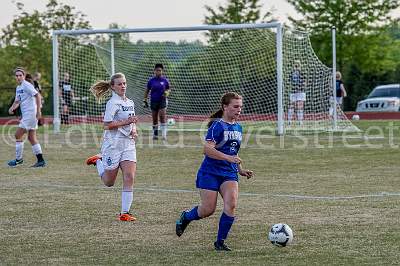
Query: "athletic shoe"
152 135 158 140
86 154 101 166
7 159 23 167
176 210 190 237
119 212 137 222
214 240 232 251
32 161 46 167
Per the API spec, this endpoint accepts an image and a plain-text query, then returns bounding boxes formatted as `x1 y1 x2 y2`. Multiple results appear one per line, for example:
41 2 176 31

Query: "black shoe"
214 240 232 251
32 160 46 167
176 211 190 237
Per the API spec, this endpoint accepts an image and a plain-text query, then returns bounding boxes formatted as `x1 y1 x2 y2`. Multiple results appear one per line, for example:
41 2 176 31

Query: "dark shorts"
196 170 238 191
62 92 72 107
150 98 167 111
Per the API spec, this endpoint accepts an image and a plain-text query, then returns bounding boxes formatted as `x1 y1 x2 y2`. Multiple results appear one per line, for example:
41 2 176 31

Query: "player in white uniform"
85 73 139 222
288 61 306 126
8 68 46 167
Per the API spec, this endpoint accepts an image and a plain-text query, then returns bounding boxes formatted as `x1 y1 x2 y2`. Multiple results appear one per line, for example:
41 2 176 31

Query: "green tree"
203 0 274 42
0 0 91 115
287 0 400 110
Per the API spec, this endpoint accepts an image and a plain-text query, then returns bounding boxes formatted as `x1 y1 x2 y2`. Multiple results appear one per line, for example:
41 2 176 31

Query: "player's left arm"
238 161 254 179
34 93 42 119
163 80 171 97
341 83 347 97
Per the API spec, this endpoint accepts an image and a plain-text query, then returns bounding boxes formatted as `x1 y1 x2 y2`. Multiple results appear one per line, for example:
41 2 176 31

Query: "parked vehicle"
356 84 400 112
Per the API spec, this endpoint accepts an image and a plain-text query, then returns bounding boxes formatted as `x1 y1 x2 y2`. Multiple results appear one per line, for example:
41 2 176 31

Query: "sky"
1 0 399 32
1 0 300 30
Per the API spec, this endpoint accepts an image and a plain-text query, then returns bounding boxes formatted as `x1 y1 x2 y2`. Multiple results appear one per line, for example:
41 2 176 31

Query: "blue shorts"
196 170 238 191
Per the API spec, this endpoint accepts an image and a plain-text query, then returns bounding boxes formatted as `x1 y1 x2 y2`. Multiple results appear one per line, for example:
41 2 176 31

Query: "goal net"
53 23 358 134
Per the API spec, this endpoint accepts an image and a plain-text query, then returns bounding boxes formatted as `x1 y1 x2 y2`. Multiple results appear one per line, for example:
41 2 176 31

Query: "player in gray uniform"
86 73 138 222
8 67 46 167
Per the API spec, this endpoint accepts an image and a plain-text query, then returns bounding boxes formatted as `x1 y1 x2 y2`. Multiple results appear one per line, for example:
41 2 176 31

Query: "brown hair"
90 73 125 102
14 67 25 75
25 73 34 84
207 92 242 128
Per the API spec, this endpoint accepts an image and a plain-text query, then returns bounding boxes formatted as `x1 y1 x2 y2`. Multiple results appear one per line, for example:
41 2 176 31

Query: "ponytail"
89 72 126 102
207 109 223 128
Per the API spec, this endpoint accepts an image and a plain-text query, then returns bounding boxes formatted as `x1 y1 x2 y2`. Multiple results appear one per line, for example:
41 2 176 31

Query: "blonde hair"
336 71 342 80
90 73 125 101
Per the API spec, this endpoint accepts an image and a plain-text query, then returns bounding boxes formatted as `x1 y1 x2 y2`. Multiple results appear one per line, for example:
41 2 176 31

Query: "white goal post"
52 22 358 134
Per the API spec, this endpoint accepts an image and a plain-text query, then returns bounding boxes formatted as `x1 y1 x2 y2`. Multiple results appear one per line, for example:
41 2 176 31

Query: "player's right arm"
8 100 20 115
104 116 137 130
203 141 241 163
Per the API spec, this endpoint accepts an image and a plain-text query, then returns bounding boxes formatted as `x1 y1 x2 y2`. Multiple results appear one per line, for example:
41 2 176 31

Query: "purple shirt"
147 76 170 102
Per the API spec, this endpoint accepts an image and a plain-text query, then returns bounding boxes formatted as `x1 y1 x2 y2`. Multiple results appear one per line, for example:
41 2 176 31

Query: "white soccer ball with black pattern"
167 118 176 126
268 223 293 247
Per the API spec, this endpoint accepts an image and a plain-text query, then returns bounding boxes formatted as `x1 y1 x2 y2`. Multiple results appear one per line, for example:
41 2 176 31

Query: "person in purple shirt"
143 63 171 140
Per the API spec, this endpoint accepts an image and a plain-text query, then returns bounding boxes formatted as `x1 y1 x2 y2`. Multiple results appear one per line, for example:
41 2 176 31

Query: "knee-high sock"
96 159 104 177
160 123 167 139
32 143 44 162
16 141 24 160
152 125 158 137
217 212 235 242
184 206 201 221
297 110 304 122
121 190 133 213
288 108 294 122
32 143 42 155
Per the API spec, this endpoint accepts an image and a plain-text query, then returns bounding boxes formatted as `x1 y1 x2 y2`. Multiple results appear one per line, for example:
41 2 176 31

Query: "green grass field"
1 120 400 265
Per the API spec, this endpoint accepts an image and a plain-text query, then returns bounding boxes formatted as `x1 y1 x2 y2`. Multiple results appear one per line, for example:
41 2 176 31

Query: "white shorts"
290 92 306 102
19 114 38 130
330 96 343 105
101 137 137 170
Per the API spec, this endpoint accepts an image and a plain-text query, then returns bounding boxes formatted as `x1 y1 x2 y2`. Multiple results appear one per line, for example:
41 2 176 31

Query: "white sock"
288 108 294 122
297 110 304 122
32 143 42 155
160 123 167 139
16 141 24 160
121 190 133 213
95 159 104 177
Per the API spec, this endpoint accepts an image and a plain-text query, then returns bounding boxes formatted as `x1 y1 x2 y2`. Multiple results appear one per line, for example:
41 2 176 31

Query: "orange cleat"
119 212 137 222
86 154 101 166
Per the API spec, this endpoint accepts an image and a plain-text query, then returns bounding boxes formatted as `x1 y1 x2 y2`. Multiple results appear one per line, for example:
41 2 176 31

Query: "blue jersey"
336 80 343 97
198 119 243 177
147 76 170 102
291 69 304 92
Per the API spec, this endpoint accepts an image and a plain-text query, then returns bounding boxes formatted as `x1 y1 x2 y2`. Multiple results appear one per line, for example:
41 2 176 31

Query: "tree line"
0 0 399 116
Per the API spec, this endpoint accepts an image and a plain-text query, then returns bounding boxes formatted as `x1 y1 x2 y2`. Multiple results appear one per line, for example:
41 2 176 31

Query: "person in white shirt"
8 67 46 167
85 73 138 222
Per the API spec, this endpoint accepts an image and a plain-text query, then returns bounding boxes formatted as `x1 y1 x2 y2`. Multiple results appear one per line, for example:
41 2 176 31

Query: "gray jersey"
15 80 38 117
103 92 136 139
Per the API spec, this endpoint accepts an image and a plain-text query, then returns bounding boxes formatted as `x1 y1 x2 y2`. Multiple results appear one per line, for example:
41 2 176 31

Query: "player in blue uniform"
143 63 170 140
175 92 253 251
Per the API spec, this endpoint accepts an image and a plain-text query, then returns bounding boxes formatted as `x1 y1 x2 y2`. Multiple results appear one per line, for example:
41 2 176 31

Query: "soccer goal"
52 22 358 134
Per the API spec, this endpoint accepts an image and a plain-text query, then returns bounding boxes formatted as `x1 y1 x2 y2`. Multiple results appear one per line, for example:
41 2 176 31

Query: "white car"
356 84 400 112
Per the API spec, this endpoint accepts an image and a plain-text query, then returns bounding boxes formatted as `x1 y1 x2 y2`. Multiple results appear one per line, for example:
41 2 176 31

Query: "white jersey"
103 92 136 139
15 80 38 117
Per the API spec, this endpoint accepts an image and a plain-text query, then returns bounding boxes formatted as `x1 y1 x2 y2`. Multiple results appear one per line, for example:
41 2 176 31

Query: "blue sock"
184 206 200 221
217 212 235 242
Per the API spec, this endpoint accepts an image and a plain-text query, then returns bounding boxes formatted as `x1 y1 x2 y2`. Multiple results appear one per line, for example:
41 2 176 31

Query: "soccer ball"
167 118 176 126
352 114 360 120
268 223 293 247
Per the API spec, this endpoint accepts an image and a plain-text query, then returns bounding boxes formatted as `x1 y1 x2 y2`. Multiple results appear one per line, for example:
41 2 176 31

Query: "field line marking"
3 182 400 200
